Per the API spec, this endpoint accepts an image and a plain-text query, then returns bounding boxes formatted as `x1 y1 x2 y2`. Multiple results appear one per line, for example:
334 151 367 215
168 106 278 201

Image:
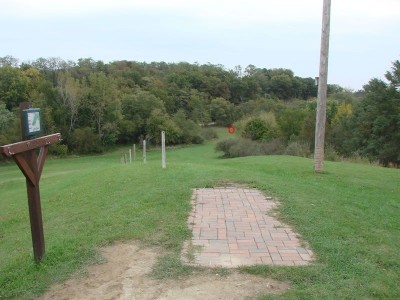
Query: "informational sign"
23 108 41 137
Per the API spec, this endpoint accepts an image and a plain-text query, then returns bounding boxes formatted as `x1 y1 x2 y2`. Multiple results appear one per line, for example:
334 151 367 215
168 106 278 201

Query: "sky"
1 0 399 90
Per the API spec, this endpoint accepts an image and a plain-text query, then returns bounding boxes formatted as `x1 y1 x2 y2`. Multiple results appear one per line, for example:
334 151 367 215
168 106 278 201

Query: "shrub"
239 112 279 141
324 144 340 162
173 110 204 144
242 118 268 141
285 141 312 158
49 144 68 158
201 128 218 140
68 127 102 154
216 138 284 158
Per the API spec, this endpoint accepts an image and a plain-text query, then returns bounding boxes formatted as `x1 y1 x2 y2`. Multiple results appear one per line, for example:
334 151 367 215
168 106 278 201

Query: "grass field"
1 130 399 299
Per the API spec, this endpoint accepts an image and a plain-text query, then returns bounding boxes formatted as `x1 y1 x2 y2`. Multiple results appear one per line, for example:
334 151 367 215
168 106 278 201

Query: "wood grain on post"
314 0 331 173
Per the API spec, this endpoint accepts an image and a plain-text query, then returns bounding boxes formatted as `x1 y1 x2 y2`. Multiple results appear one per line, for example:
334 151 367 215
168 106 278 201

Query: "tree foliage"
0 55 398 167
352 78 400 166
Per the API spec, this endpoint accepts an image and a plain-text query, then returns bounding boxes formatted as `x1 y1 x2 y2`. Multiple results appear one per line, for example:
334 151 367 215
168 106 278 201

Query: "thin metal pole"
314 0 331 173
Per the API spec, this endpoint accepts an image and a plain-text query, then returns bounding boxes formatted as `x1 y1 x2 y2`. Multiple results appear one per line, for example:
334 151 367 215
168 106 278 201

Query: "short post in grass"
124 153 127 164
129 149 132 163
133 144 136 161
161 131 166 169
143 140 147 163
0 102 61 262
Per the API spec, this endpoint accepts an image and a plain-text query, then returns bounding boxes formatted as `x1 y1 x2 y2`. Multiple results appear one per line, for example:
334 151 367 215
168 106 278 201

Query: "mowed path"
183 187 313 267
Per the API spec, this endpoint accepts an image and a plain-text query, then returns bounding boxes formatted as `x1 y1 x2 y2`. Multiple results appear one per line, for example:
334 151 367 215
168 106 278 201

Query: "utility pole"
314 0 331 173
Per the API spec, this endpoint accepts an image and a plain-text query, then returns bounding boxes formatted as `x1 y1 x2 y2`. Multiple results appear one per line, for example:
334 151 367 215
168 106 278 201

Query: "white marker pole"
129 149 132 163
143 140 147 163
161 131 166 169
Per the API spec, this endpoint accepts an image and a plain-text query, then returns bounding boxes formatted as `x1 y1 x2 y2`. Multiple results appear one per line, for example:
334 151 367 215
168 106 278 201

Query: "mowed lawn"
0 136 399 299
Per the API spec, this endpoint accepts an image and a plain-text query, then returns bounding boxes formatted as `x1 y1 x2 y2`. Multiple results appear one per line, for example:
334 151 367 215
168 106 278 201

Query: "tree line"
0 55 399 166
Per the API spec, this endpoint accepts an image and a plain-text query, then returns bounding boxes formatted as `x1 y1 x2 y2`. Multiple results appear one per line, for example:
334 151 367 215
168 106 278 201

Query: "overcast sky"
1 0 399 90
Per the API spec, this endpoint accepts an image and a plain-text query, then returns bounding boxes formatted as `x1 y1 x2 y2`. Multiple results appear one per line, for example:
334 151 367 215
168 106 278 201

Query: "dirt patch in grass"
40 242 289 300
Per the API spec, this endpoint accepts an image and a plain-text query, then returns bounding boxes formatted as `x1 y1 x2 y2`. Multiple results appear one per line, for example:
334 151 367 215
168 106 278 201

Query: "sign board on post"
22 108 41 137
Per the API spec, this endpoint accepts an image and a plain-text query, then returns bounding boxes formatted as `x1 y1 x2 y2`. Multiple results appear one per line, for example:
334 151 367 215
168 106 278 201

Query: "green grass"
0 137 399 299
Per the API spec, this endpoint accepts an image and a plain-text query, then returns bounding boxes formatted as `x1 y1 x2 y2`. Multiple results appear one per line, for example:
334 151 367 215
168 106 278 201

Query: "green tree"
269 74 295 100
0 102 17 146
0 66 29 110
120 90 165 141
0 102 13 130
0 55 19 67
385 59 400 88
146 108 181 145
353 78 400 166
329 103 354 155
173 109 203 144
210 97 241 126
277 108 306 141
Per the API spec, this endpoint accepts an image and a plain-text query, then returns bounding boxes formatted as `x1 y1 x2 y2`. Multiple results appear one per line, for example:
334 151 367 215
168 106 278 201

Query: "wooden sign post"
0 103 61 262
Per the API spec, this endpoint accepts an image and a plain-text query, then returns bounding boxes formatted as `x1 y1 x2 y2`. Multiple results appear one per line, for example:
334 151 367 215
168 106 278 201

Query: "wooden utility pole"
314 0 331 173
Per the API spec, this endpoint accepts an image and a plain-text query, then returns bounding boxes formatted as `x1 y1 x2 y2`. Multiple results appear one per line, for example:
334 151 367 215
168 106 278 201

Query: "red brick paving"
182 187 314 268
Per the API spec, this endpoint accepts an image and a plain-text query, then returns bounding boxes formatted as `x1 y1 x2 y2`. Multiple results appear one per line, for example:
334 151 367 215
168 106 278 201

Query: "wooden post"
161 131 166 169
0 102 61 261
133 144 136 161
124 153 127 164
143 140 147 163
129 149 132 163
314 0 331 173
24 149 45 261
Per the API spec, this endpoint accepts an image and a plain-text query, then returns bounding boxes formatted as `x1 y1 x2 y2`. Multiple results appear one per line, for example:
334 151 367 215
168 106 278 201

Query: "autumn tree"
57 72 82 133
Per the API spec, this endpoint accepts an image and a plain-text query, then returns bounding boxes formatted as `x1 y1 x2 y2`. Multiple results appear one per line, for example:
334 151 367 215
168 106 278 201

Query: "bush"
324 144 340 162
173 110 204 144
201 128 218 140
68 127 102 154
216 138 284 158
239 112 279 141
242 118 269 140
285 141 312 158
49 144 68 158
